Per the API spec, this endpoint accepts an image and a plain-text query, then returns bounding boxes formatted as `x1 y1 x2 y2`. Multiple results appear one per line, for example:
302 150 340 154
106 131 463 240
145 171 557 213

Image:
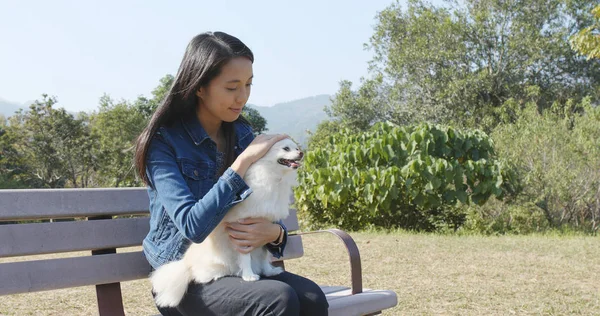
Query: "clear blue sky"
0 0 415 112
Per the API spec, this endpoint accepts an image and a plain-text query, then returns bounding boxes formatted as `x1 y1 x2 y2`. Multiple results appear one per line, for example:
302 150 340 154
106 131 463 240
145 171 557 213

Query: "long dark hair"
135 31 254 186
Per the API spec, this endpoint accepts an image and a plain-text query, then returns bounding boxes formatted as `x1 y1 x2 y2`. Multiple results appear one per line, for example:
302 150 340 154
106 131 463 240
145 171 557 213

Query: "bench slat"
0 218 149 258
0 188 150 221
0 251 151 295
320 286 350 295
0 216 301 260
324 288 398 316
0 188 300 231
282 209 299 231
272 235 303 261
1 235 303 296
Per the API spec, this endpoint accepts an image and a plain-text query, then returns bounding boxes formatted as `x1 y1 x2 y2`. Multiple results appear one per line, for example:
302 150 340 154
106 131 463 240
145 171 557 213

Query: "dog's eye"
283 147 290 151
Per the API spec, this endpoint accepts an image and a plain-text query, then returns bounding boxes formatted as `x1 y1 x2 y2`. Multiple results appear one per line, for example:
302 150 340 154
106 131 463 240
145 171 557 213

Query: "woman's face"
197 57 253 123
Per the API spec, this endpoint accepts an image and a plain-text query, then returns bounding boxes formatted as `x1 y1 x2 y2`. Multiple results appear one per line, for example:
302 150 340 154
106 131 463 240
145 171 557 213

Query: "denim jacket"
142 116 287 269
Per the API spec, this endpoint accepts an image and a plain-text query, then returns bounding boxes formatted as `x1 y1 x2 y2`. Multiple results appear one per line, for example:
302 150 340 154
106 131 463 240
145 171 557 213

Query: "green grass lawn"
1 232 599 315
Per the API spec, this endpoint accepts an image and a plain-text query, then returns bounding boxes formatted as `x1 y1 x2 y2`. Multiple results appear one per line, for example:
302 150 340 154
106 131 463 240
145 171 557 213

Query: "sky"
0 0 415 112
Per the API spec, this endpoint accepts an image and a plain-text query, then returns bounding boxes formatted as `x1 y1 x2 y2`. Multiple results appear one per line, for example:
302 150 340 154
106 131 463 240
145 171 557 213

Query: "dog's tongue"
290 161 300 168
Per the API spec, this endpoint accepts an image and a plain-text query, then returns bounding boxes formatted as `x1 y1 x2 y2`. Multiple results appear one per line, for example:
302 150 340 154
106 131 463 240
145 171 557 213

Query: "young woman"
134 31 328 315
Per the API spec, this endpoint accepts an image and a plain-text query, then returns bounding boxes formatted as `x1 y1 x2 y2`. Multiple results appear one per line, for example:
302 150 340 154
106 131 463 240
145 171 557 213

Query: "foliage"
242 107 268 135
326 75 390 131
90 95 147 187
463 198 551 235
295 121 516 231
306 120 344 151
0 116 28 189
488 97 600 232
570 5 600 60
134 74 174 119
1 95 97 188
327 0 600 131
0 75 270 189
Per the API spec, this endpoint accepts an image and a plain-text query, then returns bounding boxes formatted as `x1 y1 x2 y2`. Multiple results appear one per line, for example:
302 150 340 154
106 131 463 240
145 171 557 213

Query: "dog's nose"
298 151 304 158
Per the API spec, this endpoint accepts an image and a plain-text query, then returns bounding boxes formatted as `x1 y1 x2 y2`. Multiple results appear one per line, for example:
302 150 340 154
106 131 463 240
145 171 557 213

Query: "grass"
1 232 599 315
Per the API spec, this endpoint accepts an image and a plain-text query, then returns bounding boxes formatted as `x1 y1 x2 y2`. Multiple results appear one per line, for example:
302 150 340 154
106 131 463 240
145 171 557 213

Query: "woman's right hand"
241 134 289 163
231 133 289 177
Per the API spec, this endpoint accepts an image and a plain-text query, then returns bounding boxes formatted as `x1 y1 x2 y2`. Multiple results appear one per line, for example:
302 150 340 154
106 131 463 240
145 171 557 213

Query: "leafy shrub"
489 98 600 233
463 198 550 235
295 122 516 231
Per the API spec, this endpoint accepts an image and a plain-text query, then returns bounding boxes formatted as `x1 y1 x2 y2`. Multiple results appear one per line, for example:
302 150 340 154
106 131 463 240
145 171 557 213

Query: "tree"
491 97 600 231
7 95 96 188
326 75 393 131
570 5 600 60
0 114 23 187
51 109 97 188
242 107 268 135
306 120 344 151
0 115 23 188
91 94 146 187
327 0 600 131
134 74 174 119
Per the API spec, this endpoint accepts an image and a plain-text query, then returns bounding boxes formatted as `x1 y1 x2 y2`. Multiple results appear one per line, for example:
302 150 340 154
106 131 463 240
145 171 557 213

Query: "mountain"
249 94 331 147
0 98 25 117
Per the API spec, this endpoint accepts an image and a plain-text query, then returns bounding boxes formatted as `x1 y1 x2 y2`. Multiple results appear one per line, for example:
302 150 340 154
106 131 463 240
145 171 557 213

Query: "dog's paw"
242 273 260 282
262 266 284 277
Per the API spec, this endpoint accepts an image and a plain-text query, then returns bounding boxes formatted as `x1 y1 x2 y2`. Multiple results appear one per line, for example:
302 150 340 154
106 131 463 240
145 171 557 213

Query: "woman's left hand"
226 217 281 254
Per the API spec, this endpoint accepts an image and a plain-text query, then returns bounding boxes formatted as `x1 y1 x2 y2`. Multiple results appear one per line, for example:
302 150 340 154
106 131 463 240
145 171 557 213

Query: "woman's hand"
231 134 289 177
226 217 282 254
240 133 289 164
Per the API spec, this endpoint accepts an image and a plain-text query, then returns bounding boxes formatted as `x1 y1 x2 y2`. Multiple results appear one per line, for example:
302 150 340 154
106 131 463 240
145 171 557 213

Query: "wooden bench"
0 188 398 315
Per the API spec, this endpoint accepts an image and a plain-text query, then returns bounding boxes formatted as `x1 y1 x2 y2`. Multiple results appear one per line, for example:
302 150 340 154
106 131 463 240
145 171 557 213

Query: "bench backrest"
0 188 303 297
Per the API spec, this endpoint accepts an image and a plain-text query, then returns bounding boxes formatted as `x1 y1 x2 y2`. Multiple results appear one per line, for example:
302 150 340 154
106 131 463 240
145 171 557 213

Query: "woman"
134 31 328 315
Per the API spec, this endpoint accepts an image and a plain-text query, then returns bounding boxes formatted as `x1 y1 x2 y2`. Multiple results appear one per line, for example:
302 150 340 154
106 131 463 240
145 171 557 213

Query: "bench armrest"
291 229 362 294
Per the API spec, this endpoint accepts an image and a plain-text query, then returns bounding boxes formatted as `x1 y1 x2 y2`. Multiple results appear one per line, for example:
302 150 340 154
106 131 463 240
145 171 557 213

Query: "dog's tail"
150 260 191 307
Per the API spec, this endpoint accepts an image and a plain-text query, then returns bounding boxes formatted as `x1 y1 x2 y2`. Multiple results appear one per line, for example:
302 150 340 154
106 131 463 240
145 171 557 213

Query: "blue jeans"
154 271 328 316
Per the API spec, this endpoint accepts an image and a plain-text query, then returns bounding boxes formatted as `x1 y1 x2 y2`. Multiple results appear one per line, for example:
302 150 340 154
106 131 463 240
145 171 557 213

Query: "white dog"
151 138 303 307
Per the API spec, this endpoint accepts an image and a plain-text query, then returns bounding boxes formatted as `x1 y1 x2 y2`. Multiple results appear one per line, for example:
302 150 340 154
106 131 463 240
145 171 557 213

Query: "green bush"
463 198 550 235
295 122 516 231
489 98 600 233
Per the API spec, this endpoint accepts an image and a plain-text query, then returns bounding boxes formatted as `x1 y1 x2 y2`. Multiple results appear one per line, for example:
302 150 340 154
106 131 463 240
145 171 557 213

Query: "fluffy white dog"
151 138 303 307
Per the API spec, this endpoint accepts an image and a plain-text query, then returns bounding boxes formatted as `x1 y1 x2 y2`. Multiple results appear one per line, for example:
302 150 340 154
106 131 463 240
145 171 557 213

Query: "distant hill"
249 94 331 147
0 98 25 117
